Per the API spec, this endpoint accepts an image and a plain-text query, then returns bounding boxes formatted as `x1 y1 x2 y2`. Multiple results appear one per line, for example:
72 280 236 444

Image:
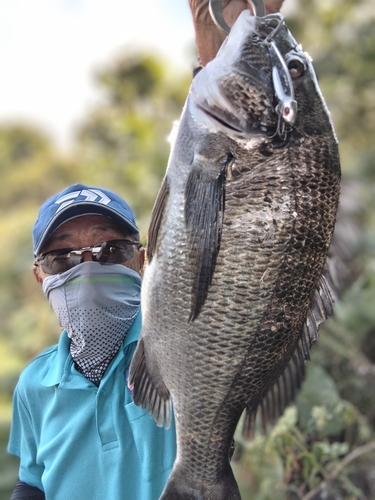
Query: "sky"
0 0 195 147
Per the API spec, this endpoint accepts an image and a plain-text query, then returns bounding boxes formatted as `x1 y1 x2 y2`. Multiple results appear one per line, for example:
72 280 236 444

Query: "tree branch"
301 440 375 500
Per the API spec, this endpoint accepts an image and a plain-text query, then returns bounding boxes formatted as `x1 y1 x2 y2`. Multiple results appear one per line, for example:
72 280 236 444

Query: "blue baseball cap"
33 184 139 256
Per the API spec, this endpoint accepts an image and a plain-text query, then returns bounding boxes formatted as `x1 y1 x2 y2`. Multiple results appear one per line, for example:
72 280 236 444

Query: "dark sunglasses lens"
41 253 82 274
97 242 134 264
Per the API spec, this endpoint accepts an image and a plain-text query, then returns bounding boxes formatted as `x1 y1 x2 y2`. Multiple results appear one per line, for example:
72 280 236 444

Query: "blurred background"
0 0 374 498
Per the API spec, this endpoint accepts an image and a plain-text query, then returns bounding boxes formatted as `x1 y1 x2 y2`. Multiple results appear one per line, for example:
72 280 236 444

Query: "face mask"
43 261 141 385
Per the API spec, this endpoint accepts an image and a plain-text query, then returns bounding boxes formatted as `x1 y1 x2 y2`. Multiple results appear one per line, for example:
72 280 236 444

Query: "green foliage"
234 367 374 499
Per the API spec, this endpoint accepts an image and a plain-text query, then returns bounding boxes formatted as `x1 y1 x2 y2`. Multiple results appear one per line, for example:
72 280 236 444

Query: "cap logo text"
55 189 111 212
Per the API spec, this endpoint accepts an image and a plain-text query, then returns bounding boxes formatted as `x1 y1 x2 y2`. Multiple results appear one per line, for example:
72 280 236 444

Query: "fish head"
189 10 336 142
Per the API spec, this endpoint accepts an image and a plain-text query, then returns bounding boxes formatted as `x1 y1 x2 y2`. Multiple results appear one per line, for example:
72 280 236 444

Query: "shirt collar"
41 311 141 388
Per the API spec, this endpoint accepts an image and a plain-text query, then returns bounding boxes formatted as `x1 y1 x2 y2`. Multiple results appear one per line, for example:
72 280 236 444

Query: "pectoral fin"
184 153 231 321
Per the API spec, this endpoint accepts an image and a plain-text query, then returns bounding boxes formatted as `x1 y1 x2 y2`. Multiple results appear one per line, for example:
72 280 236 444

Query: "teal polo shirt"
8 313 176 500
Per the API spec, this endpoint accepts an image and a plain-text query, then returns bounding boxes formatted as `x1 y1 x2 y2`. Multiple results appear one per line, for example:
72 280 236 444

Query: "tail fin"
159 466 241 500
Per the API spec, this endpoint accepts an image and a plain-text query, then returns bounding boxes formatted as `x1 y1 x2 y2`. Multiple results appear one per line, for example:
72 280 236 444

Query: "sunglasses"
34 239 142 275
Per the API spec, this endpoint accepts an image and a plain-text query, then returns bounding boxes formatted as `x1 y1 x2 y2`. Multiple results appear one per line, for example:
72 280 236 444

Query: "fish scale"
129 10 341 500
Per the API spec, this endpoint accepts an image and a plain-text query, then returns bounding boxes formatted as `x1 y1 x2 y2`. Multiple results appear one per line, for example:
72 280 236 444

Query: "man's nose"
81 250 94 262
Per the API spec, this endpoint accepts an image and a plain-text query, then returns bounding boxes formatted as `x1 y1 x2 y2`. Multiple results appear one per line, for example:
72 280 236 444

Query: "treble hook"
209 0 266 35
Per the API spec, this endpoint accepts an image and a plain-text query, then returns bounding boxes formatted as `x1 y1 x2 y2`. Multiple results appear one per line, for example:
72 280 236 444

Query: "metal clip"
209 0 266 35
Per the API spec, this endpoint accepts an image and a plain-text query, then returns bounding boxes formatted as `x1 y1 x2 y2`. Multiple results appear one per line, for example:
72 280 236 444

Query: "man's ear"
33 265 43 285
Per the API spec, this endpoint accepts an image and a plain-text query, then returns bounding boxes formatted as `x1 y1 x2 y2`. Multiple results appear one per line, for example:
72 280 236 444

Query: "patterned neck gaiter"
43 261 141 385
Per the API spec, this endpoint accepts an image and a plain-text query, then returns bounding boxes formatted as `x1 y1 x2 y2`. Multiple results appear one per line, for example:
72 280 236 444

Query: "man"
8 184 176 500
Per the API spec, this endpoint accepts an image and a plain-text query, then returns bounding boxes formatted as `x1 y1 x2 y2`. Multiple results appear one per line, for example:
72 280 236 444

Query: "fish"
129 9 341 500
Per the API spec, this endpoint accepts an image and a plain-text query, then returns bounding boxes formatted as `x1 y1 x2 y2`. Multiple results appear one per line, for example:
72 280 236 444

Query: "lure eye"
287 58 306 78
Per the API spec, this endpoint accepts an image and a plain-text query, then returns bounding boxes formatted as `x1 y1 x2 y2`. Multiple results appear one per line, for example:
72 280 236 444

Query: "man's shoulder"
17 344 58 387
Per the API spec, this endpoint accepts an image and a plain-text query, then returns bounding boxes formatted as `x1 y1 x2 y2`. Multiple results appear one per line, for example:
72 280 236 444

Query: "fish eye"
287 57 306 78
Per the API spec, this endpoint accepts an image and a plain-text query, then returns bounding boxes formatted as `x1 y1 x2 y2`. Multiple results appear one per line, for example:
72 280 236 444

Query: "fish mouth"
195 102 244 135
194 100 275 138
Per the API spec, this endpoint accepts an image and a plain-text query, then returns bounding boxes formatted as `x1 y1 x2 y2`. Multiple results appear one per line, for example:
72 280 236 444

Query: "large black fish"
129 9 341 500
